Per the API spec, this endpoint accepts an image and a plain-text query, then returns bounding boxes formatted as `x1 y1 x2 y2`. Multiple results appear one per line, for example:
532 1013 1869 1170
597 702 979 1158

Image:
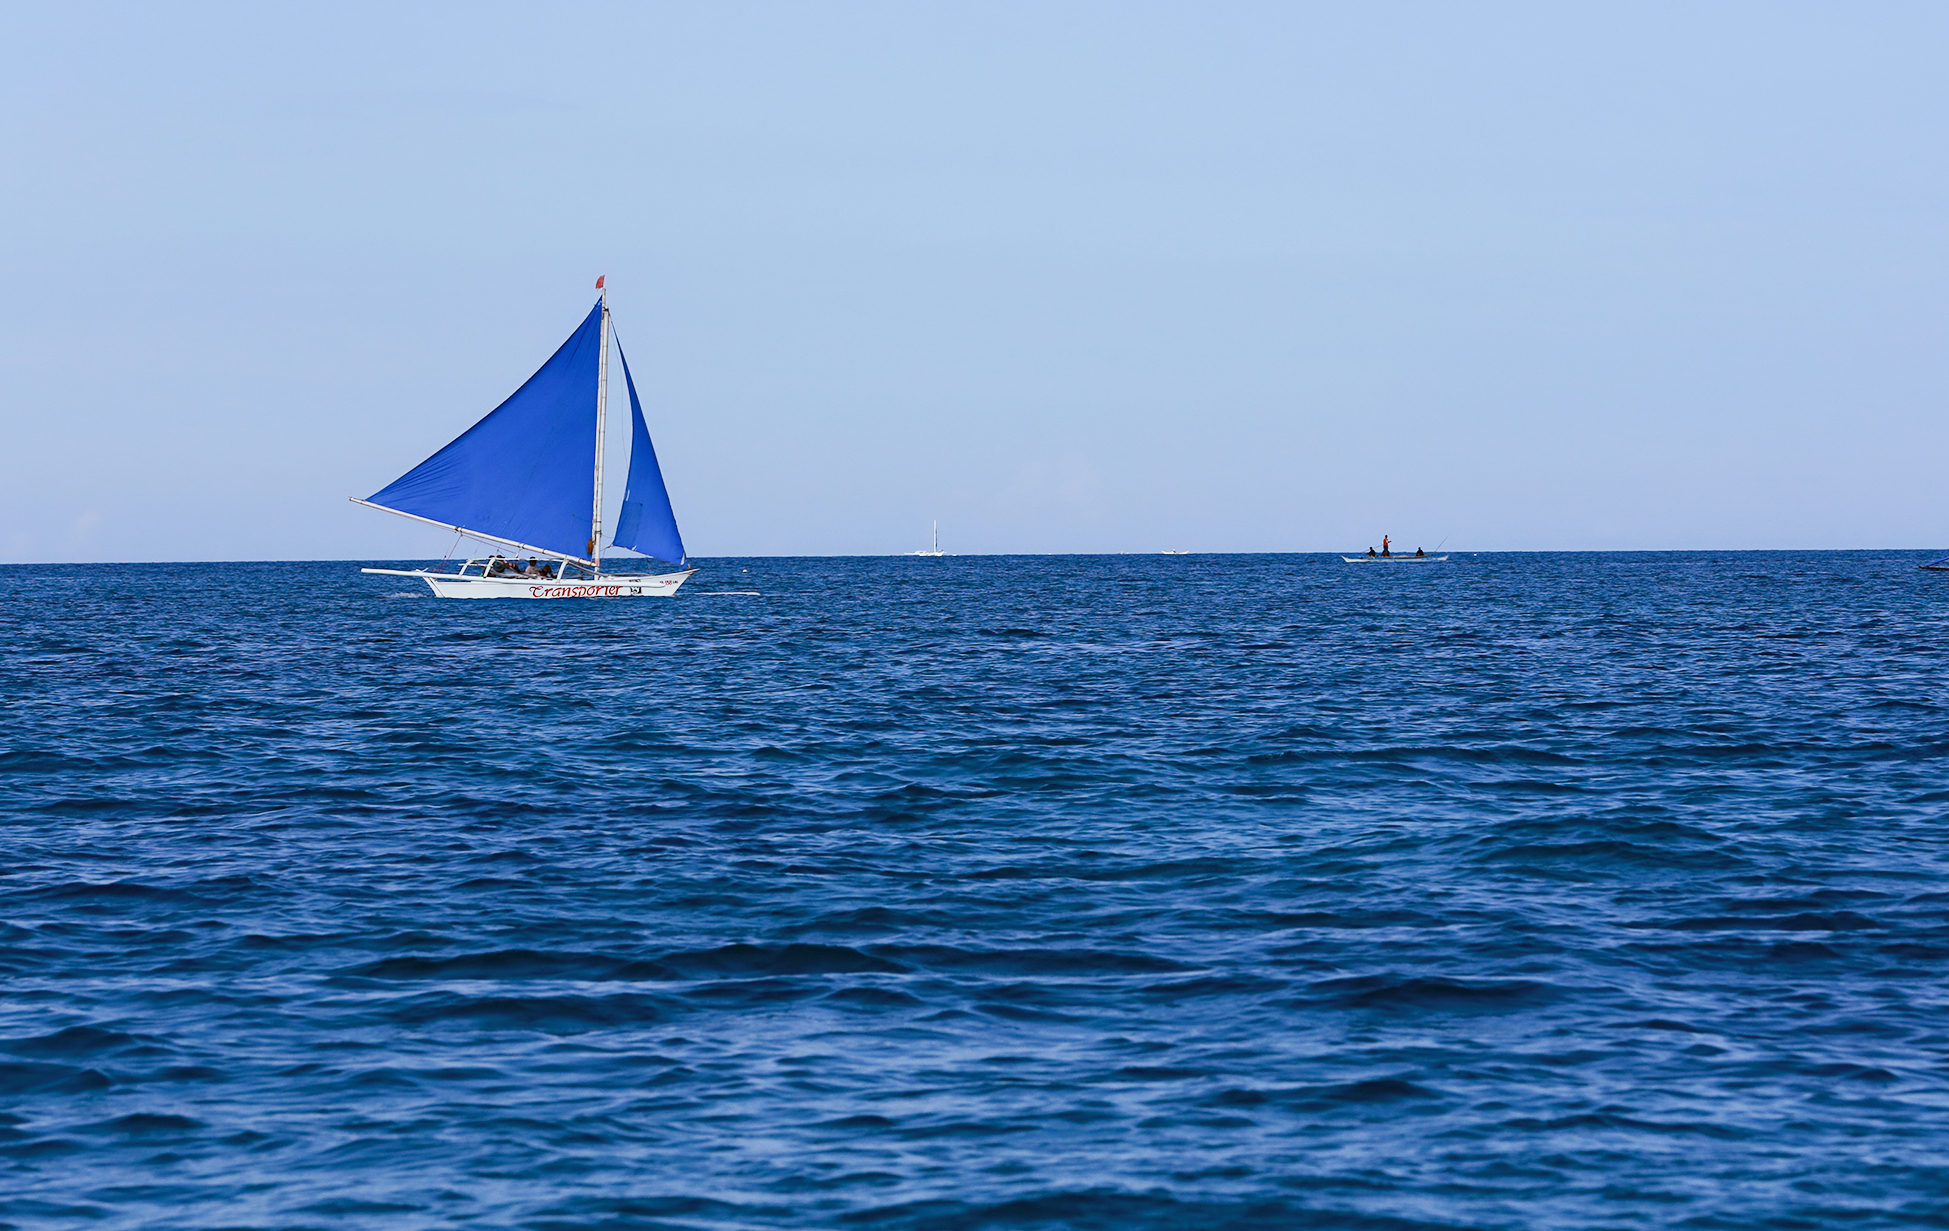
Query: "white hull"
364 567 695 599
1341 555 1448 563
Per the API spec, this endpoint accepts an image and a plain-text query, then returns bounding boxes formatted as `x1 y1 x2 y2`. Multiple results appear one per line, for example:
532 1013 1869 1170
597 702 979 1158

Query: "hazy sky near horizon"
4 1 1947 561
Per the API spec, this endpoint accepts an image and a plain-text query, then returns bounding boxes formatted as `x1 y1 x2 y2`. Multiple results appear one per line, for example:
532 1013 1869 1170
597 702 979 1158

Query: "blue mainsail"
608 343 687 566
367 302 603 559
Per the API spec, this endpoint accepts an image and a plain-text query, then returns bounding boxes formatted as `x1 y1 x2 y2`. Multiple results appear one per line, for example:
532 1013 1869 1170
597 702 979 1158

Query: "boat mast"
590 275 610 570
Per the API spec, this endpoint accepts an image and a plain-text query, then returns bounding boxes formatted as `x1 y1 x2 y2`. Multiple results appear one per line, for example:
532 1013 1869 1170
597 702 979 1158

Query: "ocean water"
4 552 1949 1231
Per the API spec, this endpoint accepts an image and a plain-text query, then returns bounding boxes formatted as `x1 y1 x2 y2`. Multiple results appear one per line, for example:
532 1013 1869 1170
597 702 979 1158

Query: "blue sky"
3 2 1946 560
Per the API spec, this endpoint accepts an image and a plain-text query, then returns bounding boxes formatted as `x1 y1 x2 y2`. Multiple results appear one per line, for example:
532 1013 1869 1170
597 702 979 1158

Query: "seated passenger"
1415 547 1425 557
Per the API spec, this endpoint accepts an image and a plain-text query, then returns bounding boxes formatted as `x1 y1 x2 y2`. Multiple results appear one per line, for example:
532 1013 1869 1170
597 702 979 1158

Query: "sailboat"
912 521 945 557
352 278 695 599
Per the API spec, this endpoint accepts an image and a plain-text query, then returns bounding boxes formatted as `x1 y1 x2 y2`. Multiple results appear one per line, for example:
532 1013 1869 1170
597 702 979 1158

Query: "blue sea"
5 552 1949 1230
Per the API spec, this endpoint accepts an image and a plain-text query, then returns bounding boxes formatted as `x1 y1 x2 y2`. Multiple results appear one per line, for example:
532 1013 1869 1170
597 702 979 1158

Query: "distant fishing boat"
912 522 945 557
1160 549 1189 555
1344 534 1446 563
352 278 694 600
1922 556 1949 572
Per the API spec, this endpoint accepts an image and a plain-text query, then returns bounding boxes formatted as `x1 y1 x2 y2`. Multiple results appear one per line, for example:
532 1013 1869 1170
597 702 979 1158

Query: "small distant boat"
1160 549 1189 555
1921 556 1949 572
351 278 695 599
912 522 946 557
1342 553 1447 563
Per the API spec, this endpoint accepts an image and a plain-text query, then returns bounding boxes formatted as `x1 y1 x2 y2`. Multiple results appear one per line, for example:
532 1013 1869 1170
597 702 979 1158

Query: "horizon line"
8 547 1949 567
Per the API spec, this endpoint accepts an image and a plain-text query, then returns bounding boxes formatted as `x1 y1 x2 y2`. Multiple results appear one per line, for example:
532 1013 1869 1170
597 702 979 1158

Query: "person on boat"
1367 546 1378 558
1415 547 1425 558
487 556 512 576
534 560 556 579
1381 535 1391 557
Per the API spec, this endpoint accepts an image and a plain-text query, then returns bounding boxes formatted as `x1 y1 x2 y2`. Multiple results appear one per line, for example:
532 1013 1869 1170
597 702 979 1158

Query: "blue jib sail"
367 302 603 559
608 342 687 566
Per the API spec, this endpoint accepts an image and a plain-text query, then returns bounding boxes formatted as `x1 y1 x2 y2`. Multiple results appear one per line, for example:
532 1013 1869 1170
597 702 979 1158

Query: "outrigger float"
353 277 694 600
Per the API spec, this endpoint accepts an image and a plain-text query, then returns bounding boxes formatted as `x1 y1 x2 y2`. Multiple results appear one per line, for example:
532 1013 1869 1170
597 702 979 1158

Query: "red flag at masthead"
595 275 605 289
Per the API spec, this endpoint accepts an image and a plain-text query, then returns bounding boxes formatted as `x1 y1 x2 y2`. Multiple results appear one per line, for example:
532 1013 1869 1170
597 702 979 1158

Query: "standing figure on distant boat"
1381 535 1391 557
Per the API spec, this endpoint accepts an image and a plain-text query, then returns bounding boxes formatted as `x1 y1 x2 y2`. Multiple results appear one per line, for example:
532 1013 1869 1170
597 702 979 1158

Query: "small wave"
1473 840 1742 871
682 978 825 1006
1624 911 1884 932
299 1198 427 1214
1226 1076 1444 1108
0 1025 139 1058
870 945 1193 976
848 1190 1465 1231
1294 974 1566 1013
826 987 923 1007
1138 974 1288 998
344 949 663 981
384 992 670 1032
658 943 909 977
0 1062 112 1094
1499 1111 1752 1140
530 1195 790 1224
77 1113 205 1136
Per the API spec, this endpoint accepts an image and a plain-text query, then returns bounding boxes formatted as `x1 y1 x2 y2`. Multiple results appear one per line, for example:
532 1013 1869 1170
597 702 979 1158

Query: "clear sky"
4 2 1946 561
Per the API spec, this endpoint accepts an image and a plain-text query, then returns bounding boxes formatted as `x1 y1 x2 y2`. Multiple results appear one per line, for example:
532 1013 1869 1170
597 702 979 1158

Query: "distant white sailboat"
351 277 695 599
912 521 946 557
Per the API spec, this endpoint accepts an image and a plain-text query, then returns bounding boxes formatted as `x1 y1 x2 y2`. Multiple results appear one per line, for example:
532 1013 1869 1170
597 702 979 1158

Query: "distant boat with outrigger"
911 521 945 557
352 277 694 599
1342 534 1447 563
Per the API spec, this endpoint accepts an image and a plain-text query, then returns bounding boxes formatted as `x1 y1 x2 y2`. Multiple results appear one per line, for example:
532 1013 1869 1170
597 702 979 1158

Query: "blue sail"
608 342 687 566
367 302 603 559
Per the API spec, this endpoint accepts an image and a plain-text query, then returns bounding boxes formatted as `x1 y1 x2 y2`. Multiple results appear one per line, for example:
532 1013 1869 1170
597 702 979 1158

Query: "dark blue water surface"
6 552 1949 1231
